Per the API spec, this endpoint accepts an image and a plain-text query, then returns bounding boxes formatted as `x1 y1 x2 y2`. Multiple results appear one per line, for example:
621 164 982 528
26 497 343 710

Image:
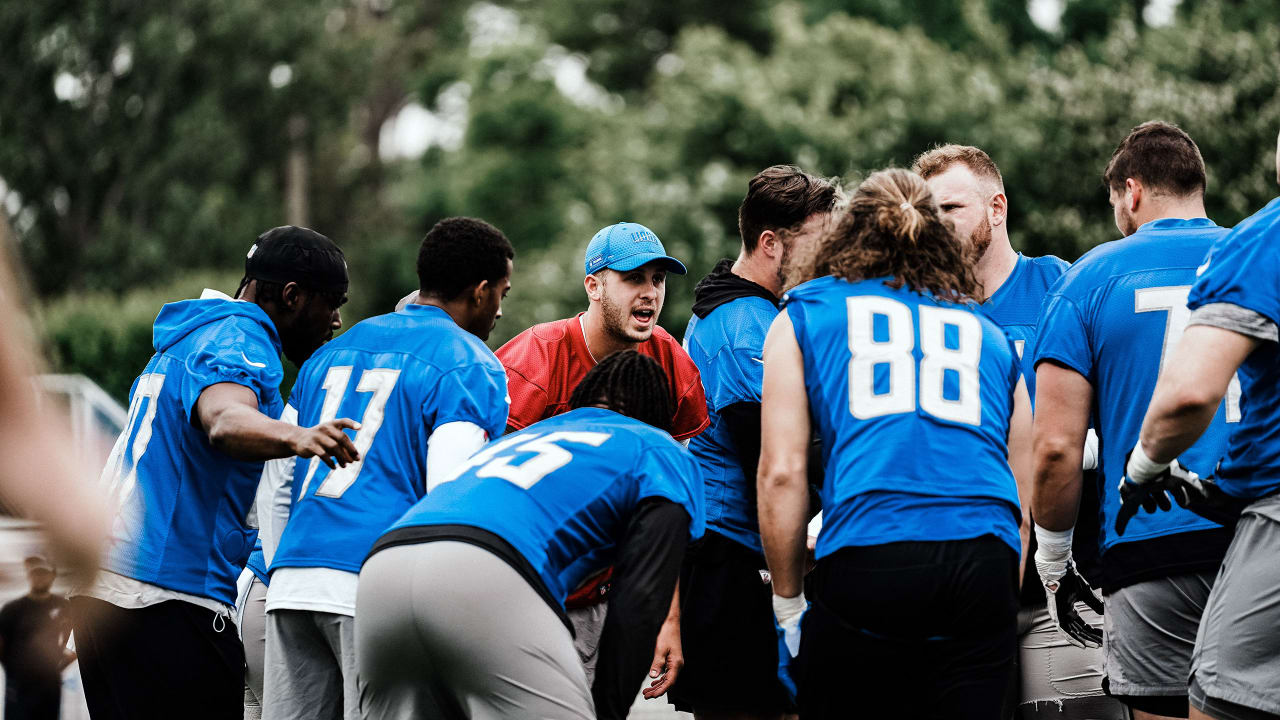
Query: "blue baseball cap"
583 222 687 276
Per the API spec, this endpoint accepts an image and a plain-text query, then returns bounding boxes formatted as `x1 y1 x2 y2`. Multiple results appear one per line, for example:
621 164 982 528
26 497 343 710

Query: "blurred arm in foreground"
0 253 107 577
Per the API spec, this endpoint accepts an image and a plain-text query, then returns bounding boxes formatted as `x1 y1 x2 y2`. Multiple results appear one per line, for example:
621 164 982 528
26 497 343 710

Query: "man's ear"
1125 177 1143 212
584 273 603 302
757 230 781 260
988 192 1008 229
471 279 491 306
280 282 304 312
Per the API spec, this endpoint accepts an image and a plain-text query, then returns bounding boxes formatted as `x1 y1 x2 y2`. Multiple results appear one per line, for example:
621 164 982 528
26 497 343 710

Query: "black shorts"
71 596 244 720
799 537 1019 720
668 531 795 715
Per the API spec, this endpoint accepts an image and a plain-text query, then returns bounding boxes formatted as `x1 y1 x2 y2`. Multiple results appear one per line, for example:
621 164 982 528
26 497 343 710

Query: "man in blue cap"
496 222 709 700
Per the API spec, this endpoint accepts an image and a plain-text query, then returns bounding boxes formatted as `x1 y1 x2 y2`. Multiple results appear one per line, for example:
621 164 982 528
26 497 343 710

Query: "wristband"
1033 524 1073 563
772 592 807 627
1125 440 1168 485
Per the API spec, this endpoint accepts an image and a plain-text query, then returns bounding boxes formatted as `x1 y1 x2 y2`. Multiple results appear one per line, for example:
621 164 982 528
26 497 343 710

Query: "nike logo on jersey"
241 352 267 368
751 356 764 364
1196 259 1211 277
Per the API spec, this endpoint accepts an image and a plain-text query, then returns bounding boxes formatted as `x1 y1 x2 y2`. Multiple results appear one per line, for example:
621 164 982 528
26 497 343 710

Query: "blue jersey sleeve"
635 442 705 542
1033 293 1093 380
423 363 510 440
1189 199 1280 324
179 317 283 421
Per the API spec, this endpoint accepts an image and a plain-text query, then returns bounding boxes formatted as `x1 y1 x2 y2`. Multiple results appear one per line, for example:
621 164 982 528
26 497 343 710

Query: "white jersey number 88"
846 296 983 426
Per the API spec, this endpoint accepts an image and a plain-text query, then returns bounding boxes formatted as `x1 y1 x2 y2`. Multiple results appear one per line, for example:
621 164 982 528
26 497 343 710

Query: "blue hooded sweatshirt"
101 294 284 605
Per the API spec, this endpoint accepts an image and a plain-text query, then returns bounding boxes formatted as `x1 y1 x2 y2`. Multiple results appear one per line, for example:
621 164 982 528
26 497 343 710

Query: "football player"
260 218 513 720
71 226 357 719
914 144 1123 718
1033 121 1237 720
495 221 709 693
356 350 704 720
1124 128 1280 720
674 164 835 720
759 169 1032 719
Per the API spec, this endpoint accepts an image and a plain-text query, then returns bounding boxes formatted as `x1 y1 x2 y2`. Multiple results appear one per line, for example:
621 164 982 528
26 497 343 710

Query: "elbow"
1164 383 1221 420
757 453 806 499
206 419 234 453
1031 435 1076 477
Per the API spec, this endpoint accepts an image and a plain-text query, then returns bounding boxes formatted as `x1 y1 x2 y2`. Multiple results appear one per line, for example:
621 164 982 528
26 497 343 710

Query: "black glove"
1116 447 1187 536
1036 550 1105 648
1165 473 1249 529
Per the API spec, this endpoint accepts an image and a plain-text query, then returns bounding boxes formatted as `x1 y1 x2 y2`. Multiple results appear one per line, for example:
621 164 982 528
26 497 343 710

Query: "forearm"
1033 454 1082 532
592 500 688 719
205 403 301 461
666 578 680 621
1029 367 1087 532
1141 324 1259 463
1139 391 1221 464
758 469 808 598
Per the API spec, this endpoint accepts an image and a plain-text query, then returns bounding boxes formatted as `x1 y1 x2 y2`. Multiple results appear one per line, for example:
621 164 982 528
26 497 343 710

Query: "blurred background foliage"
2 0 1278 402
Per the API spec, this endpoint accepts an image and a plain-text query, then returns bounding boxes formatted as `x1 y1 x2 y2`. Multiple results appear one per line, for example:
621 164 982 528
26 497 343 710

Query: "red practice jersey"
496 313 710 441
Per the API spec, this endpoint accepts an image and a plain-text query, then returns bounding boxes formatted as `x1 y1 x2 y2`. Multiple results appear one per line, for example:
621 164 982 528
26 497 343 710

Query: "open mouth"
632 308 656 325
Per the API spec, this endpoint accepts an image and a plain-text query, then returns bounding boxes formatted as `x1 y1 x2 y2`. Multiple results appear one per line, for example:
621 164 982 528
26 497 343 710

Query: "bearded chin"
970 217 993 258
600 293 639 342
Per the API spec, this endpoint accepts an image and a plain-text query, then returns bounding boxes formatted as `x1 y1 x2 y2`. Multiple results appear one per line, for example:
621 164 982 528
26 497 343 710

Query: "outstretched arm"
196 382 360 467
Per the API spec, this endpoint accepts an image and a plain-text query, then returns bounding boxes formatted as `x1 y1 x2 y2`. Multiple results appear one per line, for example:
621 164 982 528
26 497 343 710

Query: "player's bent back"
356 352 705 720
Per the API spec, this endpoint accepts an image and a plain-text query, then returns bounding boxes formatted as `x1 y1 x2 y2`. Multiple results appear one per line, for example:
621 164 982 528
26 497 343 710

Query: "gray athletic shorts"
1016 603 1126 718
568 602 608 686
1103 569 1214 698
242 576 268 719
1192 494 1280 717
356 541 594 720
263 608 360 720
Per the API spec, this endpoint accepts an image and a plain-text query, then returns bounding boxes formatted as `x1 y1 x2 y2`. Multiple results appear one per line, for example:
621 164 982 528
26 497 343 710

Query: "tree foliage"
5 0 1278 401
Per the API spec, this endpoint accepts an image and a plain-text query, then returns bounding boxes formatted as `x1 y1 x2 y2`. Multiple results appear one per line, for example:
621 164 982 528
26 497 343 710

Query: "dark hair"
569 351 674 433
787 168 980 303
417 217 515 301
1102 121 1206 196
739 165 837 253
911 144 1004 192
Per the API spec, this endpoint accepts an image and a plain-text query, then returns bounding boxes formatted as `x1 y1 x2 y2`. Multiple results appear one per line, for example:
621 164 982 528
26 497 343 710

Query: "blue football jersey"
983 253 1069 402
271 305 510 574
246 541 268 585
1036 218 1236 550
382 408 705 606
683 295 776 552
99 297 284 605
784 276 1023 559
1188 198 1280 499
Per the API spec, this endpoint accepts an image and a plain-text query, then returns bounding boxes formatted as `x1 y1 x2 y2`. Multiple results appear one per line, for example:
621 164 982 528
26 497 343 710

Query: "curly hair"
785 168 981 303
417 217 515 301
569 350 674 433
